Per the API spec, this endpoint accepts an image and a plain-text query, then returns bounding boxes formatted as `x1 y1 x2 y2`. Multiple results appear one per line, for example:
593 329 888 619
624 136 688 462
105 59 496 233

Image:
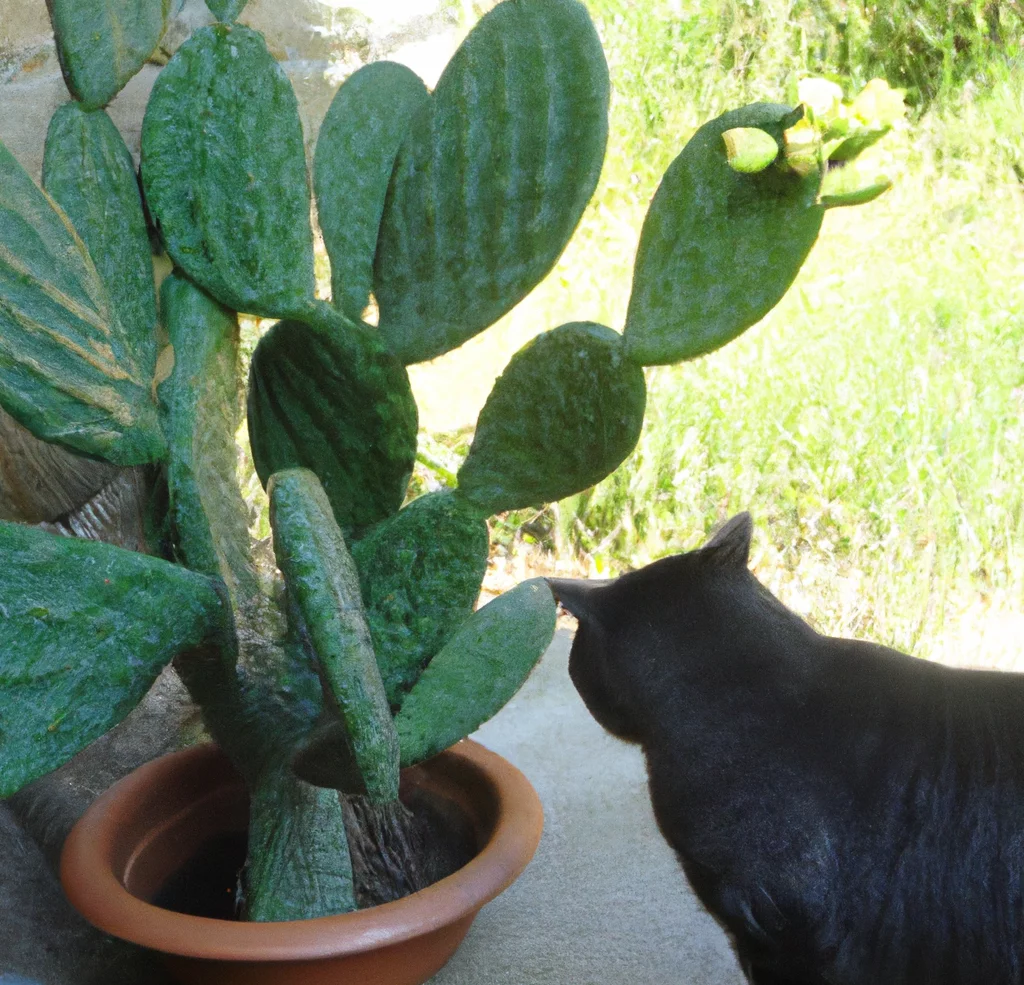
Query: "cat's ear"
702 512 753 568
546 578 610 624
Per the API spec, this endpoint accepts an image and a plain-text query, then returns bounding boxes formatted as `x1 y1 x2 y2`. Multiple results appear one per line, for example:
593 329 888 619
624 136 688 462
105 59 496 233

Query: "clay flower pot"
60 740 542 985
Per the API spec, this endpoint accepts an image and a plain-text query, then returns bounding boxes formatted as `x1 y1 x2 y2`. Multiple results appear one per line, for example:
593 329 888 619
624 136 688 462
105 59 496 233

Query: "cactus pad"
314 62 430 320
374 0 609 364
269 468 400 804
141 24 315 319
624 103 825 365
43 104 158 383
244 764 357 920
351 491 489 708
47 0 169 109
206 0 249 22
0 520 227 797
457 322 647 515
394 578 556 766
0 140 166 465
827 128 890 164
247 304 417 535
158 273 260 605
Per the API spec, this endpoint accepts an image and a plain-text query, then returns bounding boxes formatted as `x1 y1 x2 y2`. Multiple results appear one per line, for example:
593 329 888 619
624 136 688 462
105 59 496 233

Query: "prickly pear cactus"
141 23 316 319
0 0 894 923
47 0 170 110
314 61 429 321
0 519 229 797
457 322 647 515
247 304 418 535
0 139 165 464
371 0 610 364
624 103 825 365
269 468 400 805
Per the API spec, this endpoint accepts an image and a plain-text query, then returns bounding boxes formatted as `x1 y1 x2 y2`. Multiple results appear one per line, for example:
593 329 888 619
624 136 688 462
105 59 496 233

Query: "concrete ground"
433 629 745 985
0 630 744 985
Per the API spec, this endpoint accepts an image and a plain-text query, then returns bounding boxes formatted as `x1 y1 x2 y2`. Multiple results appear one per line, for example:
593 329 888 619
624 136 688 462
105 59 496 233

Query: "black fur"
548 513 1024 985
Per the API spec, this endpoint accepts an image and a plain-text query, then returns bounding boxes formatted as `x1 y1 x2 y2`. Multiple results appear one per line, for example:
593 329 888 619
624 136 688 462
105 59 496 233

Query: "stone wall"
0 0 475 180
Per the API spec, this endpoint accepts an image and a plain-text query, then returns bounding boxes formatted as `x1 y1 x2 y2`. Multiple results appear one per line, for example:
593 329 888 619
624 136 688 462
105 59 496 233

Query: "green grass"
568 135 1024 663
410 2 1024 668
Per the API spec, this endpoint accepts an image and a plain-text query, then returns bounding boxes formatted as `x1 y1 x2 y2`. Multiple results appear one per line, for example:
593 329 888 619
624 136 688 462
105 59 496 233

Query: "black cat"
547 513 1024 985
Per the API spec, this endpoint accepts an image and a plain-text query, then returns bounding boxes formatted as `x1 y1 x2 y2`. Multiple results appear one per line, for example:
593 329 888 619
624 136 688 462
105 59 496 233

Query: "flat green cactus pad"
314 62 429 320
158 273 260 606
374 0 609 365
819 164 893 209
206 0 249 22
141 24 315 319
394 578 556 767
457 322 647 515
0 520 227 797
0 140 166 465
43 104 158 383
351 491 489 708
269 468 400 804
624 103 824 365
47 0 169 109
247 304 417 535
244 764 357 920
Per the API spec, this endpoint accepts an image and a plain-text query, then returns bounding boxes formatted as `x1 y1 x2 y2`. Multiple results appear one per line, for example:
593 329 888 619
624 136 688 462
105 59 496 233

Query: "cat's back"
672 634 1024 985
780 637 1024 983
807 635 1024 774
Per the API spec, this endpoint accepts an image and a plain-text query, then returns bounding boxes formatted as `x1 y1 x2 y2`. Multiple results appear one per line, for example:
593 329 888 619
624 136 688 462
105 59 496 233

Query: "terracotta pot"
60 739 543 985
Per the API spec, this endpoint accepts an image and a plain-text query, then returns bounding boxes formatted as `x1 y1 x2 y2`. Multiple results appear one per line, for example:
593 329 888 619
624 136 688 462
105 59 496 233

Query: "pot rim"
60 738 542 962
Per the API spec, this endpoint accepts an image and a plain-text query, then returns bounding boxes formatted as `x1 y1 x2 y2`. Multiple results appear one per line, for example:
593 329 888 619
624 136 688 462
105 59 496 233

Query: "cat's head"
547 513 755 742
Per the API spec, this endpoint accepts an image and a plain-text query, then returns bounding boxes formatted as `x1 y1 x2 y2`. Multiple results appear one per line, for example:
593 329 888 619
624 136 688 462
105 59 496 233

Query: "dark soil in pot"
153 831 246 919
153 785 478 919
